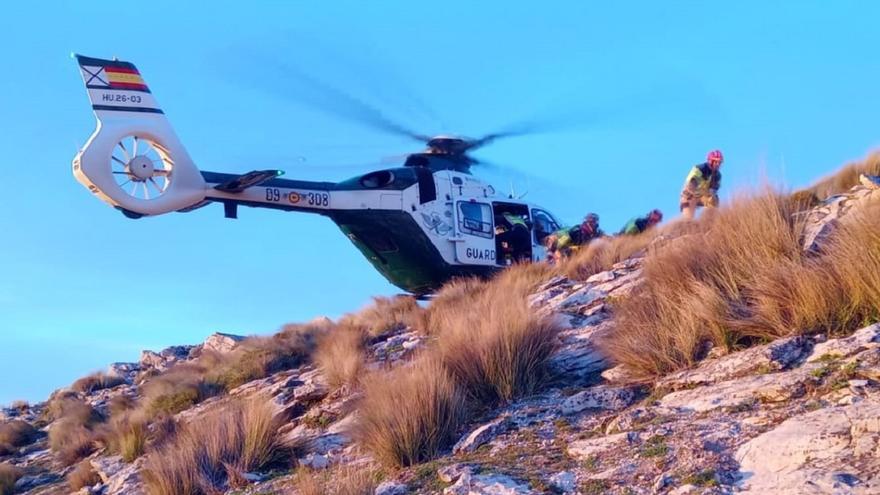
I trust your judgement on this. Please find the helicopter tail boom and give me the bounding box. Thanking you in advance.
[72,54,207,217]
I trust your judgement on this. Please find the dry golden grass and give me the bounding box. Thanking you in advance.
[341,295,426,337]
[0,420,38,455]
[142,397,290,495]
[435,275,559,404]
[142,363,221,418]
[314,324,368,389]
[355,357,465,468]
[805,151,880,200]
[0,463,21,495]
[207,321,326,392]
[100,414,147,462]
[45,397,103,466]
[355,259,559,468]
[557,228,658,280]
[67,459,101,491]
[71,372,125,393]
[293,465,380,495]
[601,187,880,378]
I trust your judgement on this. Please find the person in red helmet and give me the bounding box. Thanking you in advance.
[680,150,723,219]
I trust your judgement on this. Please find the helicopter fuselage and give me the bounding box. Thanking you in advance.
[195,164,561,294]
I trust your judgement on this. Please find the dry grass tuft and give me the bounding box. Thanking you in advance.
[0,463,21,495]
[46,397,103,466]
[100,413,148,462]
[341,296,426,337]
[71,372,125,393]
[557,229,657,280]
[602,187,880,378]
[805,151,880,200]
[314,325,368,389]
[142,397,290,495]
[435,276,560,404]
[67,459,101,491]
[355,358,465,468]
[207,321,326,392]
[142,364,221,418]
[293,465,379,495]
[0,420,39,455]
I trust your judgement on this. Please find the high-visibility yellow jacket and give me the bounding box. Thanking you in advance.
[683,163,722,196]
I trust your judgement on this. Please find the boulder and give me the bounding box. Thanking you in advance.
[202,332,245,353]
[375,480,408,495]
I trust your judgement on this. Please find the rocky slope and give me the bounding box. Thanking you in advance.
[2,176,880,495]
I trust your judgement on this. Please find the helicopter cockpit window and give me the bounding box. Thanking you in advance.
[360,170,395,189]
[458,201,493,238]
[531,209,561,243]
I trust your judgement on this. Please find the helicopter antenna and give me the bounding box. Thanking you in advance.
[508,179,517,199]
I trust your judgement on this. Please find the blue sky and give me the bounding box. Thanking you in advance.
[1,1,878,404]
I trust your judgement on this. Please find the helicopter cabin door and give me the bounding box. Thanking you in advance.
[492,202,532,265]
[452,199,497,266]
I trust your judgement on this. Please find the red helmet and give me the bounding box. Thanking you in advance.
[707,149,724,164]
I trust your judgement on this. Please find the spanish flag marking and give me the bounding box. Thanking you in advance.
[104,66,148,91]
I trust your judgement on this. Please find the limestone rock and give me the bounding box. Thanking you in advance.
[202,332,245,353]
[736,398,880,493]
[660,366,816,413]
[658,336,809,390]
[807,323,880,362]
[561,385,638,415]
[375,480,408,495]
[548,471,577,492]
[567,432,631,460]
[443,471,535,494]
[453,416,510,453]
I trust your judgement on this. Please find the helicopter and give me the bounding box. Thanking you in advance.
[71,54,567,295]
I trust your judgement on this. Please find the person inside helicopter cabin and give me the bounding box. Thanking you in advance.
[680,149,724,219]
[618,209,663,236]
[495,212,532,264]
[545,213,604,263]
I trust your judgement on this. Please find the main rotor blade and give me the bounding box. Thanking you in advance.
[232,56,432,144]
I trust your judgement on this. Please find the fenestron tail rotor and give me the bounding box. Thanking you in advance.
[110,135,174,200]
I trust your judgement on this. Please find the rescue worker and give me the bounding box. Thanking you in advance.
[680,150,723,219]
[545,213,604,263]
[496,212,531,264]
[619,209,663,235]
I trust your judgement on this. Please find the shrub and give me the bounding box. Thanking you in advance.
[0,463,21,495]
[67,459,101,490]
[355,358,465,467]
[71,372,125,393]
[422,277,488,334]
[0,420,38,455]
[142,397,290,494]
[341,296,425,337]
[314,324,368,389]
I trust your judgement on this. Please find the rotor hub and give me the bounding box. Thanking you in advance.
[126,155,155,181]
